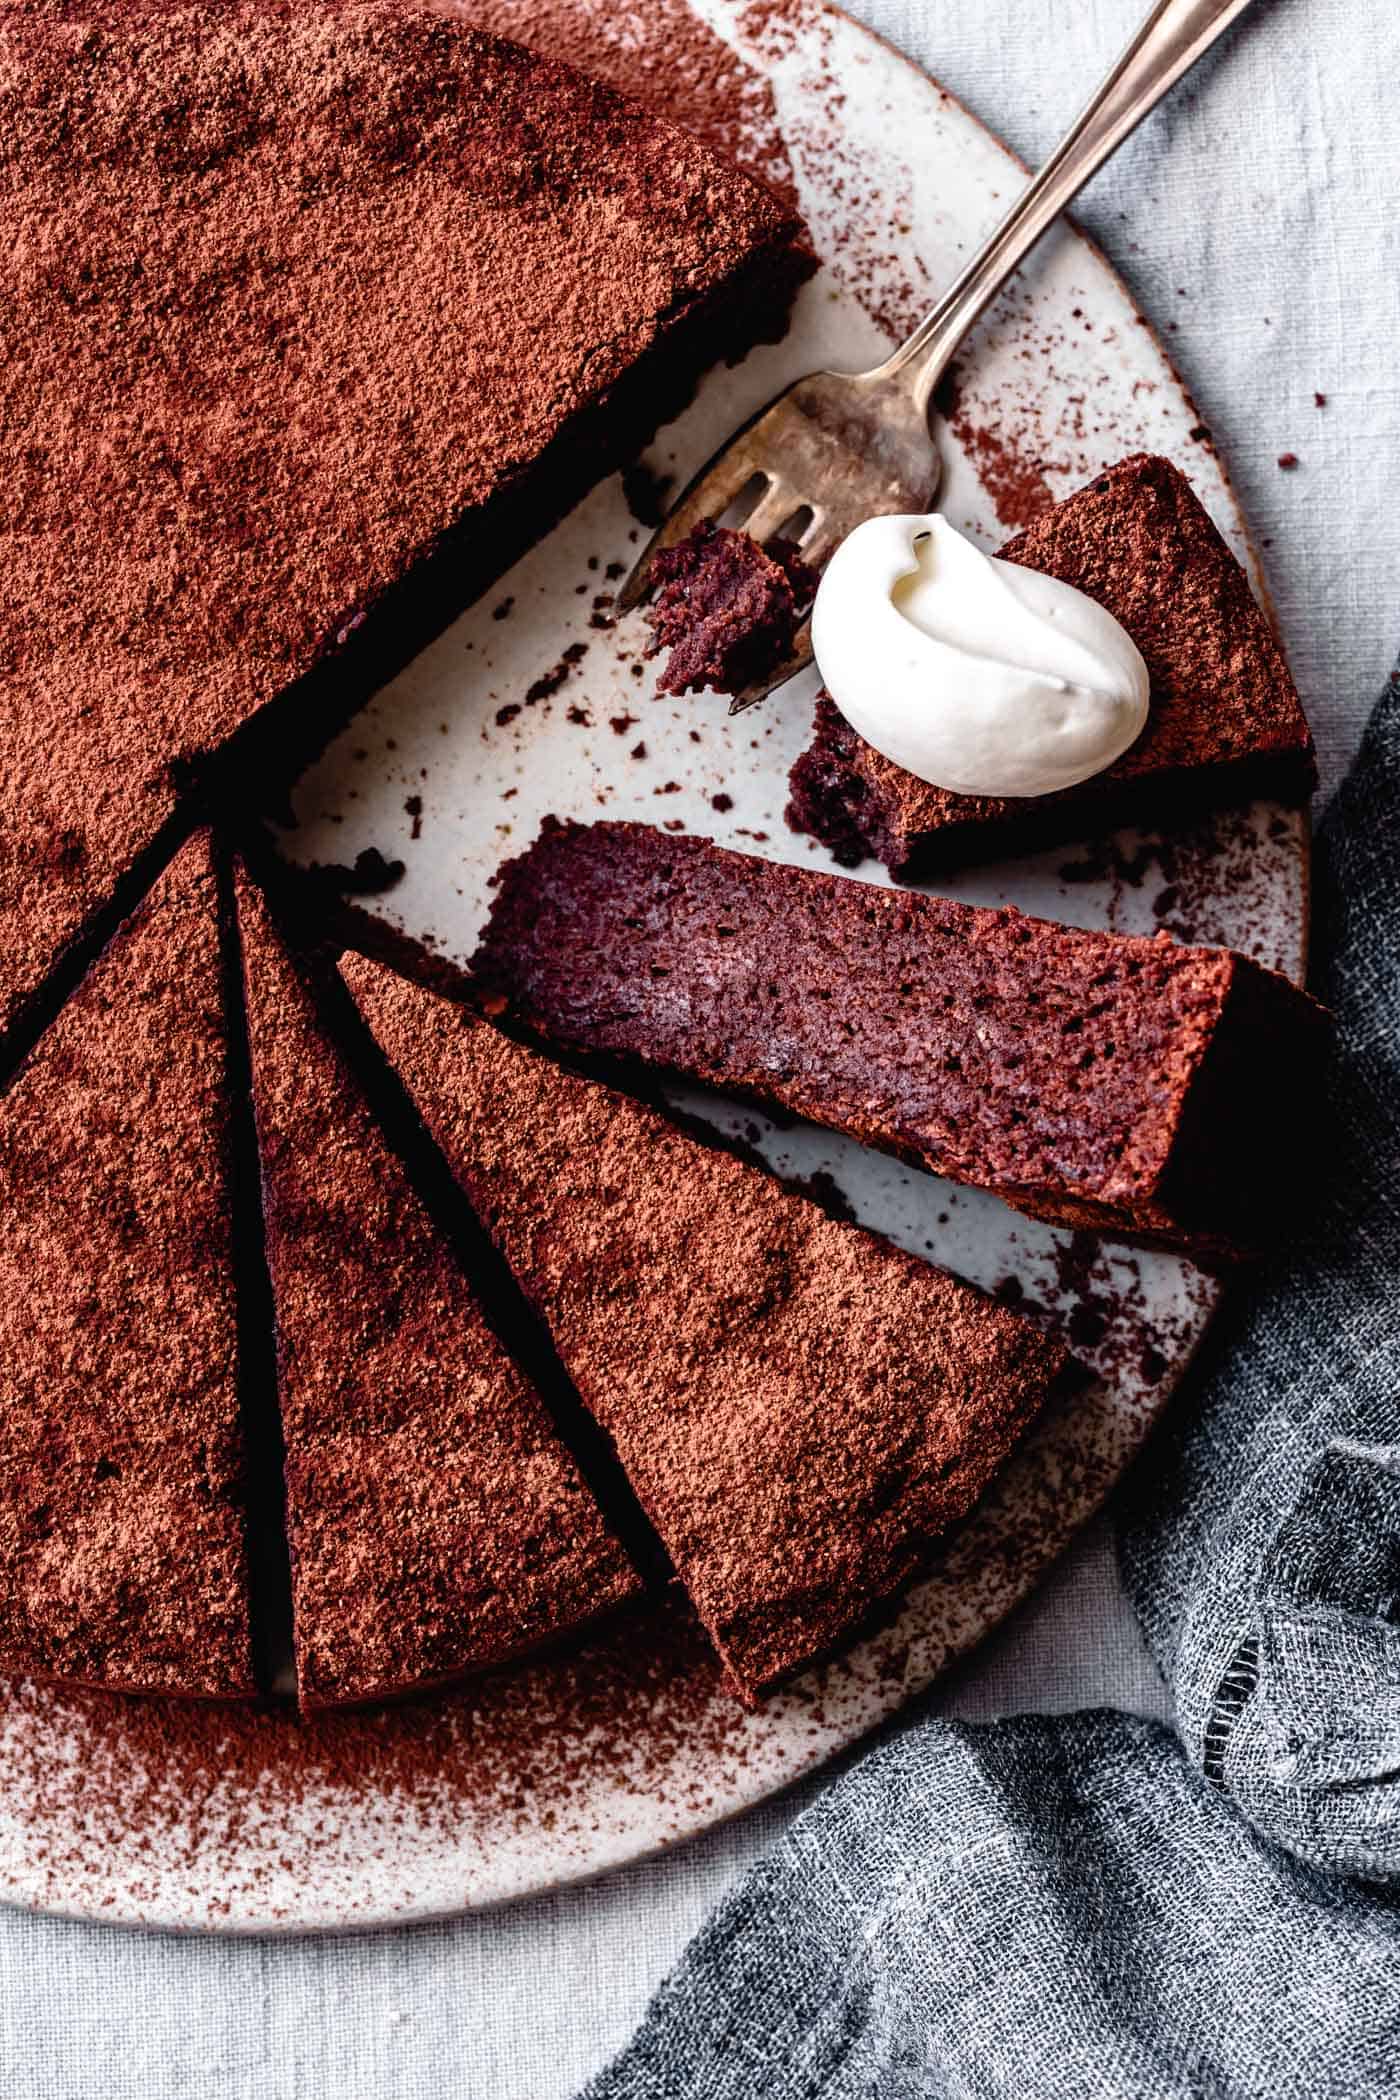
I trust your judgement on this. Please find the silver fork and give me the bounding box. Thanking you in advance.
[617,0,1256,714]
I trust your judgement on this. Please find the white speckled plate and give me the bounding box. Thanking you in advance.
[0,0,1305,1931]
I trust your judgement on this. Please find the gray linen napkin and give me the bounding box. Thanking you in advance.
[1120,668,1400,1885]
[583,668,1400,2100]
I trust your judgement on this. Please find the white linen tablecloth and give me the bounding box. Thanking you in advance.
[5,1,1396,2091]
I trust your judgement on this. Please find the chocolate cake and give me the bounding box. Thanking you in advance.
[0,835,253,1697]
[646,523,815,696]
[340,953,1070,1701]
[0,0,811,1064]
[472,820,1331,1261]
[786,455,1316,877]
[236,873,638,1710]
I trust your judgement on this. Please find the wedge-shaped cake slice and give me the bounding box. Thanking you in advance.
[0,0,810,1059]
[473,820,1331,1262]
[236,875,637,1710]
[0,834,252,1696]
[786,454,1316,878]
[341,954,1070,1701]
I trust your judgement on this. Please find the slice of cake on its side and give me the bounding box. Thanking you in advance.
[341,954,1071,1703]
[786,454,1316,878]
[472,820,1331,1263]
[0,834,253,1697]
[0,0,812,1066]
[235,874,638,1711]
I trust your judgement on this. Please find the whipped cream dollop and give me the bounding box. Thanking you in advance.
[810,513,1150,799]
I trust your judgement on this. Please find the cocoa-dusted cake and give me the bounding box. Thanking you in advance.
[786,455,1316,877]
[646,523,815,696]
[341,953,1071,1701]
[236,873,638,1710]
[0,0,812,1063]
[0,834,253,1697]
[473,819,1331,1261]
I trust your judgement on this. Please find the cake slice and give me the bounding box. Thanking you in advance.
[235,873,638,1710]
[0,0,812,1064]
[472,820,1331,1262]
[0,834,253,1696]
[786,455,1316,878]
[341,954,1070,1701]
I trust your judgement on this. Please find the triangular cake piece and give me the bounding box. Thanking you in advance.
[786,454,1316,879]
[0,0,811,1058]
[341,955,1070,1701]
[236,874,638,1709]
[474,820,1331,1262]
[0,834,253,1696]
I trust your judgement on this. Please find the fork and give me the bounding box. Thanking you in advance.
[617,0,1257,714]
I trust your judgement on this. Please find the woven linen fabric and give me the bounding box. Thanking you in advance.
[583,671,1400,2098]
[1119,669,1400,1882]
[585,1714,1400,2100]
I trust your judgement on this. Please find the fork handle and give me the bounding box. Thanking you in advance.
[875,0,1257,416]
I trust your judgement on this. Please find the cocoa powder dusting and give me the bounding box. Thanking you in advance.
[341,955,1070,1701]
[0,1596,768,1919]
[0,0,804,1053]
[0,0,1309,1916]
[951,418,1056,530]
[467,0,795,199]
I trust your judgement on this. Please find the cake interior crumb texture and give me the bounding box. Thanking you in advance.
[647,522,816,697]
[341,952,1070,1701]
[0,833,254,1697]
[236,872,638,1710]
[0,0,811,1058]
[473,819,1331,1261]
[786,454,1316,877]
